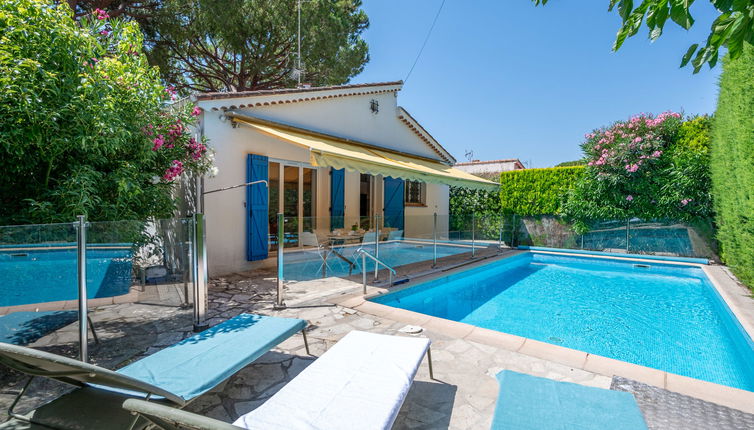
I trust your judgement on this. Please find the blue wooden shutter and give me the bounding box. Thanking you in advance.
[330,168,345,229]
[247,154,269,261]
[383,177,404,230]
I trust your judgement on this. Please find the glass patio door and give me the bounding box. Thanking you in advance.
[268,160,316,250]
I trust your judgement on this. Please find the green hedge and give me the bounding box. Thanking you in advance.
[499,167,584,216]
[711,44,754,287]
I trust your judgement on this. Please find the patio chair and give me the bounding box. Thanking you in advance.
[299,231,332,276]
[387,229,404,242]
[361,231,378,245]
[0,313,308,430]
[123,331,433,430]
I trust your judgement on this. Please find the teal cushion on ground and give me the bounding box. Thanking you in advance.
[0,311,78,345]
[117,313,306,402]
[491,370,648,430]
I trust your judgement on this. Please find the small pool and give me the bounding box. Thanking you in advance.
[0,247,133,307]
[283,240,473,281]
[371,252,754,391]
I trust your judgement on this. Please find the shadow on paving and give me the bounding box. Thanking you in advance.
[0,306,193,422]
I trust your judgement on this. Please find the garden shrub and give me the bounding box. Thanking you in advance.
[499,167,584,216]
[0,0,213,225]
[710,45,754,286]
[562,112,713,232]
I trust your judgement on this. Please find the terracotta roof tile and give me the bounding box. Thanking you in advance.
[193,81,403,101]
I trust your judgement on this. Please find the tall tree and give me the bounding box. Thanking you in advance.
[532,1,754,72]
[146,0,369,92]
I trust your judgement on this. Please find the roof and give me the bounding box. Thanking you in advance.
[194,81,454,164]
[193,81,403,102]
[455,159,525,169]
[396,107,456,164]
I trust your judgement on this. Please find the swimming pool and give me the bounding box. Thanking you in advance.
[372,252,754,391]
[282,240,473,281]
[0,247,133,307]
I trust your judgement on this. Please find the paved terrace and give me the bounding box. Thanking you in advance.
[2,252,754,429]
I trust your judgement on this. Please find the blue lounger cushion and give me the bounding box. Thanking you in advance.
[491,370,648,430]
[117,314,306,402]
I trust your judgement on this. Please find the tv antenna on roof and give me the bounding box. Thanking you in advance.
[464,150,474,162]
[293,0,308,86]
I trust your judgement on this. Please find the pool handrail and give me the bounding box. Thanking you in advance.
[355,247,396,294]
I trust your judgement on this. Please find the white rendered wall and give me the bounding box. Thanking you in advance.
[198,92,453,276]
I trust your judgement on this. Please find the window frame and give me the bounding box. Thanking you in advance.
[404,180,426,207]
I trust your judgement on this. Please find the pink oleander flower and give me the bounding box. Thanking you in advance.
[191,106,202,116]
[633,137,642,143]
[152,135,165,151]
[93,8,109,20]
[163,160,184,181]
[651,150,662,158]
[626,195,634,201]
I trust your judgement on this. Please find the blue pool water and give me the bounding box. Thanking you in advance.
[372,252,754,391]
[283,241,472,281]
[0,248,133,307]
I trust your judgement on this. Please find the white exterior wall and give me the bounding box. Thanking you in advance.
[197,86,454,276]
[403,183,449,239]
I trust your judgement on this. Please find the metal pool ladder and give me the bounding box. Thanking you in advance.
[355,248,396,294]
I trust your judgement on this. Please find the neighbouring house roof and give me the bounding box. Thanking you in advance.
[455,159,526,170]
[193,81,455,164]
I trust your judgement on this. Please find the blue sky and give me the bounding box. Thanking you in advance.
[352,0,721,167]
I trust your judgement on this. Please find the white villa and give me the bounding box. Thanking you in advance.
[193,81,495,276]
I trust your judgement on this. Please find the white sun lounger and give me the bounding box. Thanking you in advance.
[124,330,433,430]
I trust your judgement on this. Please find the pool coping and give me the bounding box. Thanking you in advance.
[0,287,141,316]
[329,250,754,415]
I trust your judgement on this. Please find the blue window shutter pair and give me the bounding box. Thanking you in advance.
[383,177,405,230]
[330,168,345,229]
[246,154,269,261]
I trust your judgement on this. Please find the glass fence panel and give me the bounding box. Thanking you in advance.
[277,214,508,283]
[508,215,716,259]
[0,222,79,350]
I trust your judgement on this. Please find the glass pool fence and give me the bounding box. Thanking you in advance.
[271,213,716,303]
[0,216,205,365]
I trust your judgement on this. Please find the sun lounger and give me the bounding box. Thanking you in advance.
[123,330,432,430]
[490,370,648,430]
[0,313,308,429]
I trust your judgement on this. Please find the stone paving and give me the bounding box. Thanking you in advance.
[0,266,613,429]
[0,263,750,429]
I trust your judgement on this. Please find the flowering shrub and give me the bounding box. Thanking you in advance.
[563,112,712,230]
[0,0,213,224]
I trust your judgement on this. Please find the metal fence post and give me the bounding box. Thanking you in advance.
[374,215,380,280]
[76,215,88,363]
[626,219,630,253]
[362,252,367,295]
[498,215,504,252]
[274,213,286,310]
[192,213,209,332]
[471,213,476,258]
[433,213,438,267]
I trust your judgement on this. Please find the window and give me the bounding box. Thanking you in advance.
[404,180,426,206]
